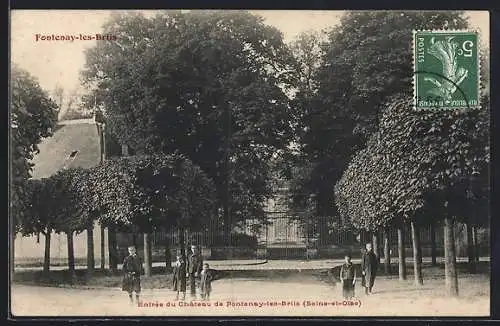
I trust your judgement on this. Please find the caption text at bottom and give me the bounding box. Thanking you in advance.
[137,299,362,308]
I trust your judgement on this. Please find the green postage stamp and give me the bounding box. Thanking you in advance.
[413,30,480,110]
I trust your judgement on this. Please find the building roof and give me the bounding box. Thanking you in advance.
[31,119,102,179]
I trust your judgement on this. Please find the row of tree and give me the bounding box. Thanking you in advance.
[283,11,490,297]
[20,154,216,277]
[335,94,489,296]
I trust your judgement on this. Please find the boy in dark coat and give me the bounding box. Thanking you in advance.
[172,254,187,301]
[199,263,213,300]
[361,243,378,295]
[187,245,203,299]
[339,254,356,299]
[122,246,144,304]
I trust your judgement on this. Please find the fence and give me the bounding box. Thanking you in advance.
[115,213,489,261]
[114,184,490,260]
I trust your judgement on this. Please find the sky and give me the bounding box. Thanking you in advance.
[11,10,489,98]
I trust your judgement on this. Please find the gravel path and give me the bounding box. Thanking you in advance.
[11,272,489,317]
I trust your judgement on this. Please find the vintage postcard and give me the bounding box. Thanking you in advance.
[9,10,490,318]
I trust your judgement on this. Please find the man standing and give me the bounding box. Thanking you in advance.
[186,244,203,299]
[122,246,143,305]
[361,242,378,295]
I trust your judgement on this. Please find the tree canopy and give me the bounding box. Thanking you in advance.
[81,11,296,231]
[85,154,216,232]
[49,168,92,234]
[291,11,470,226]
[335,93,490,231]
[11,65,58,232]
[19,178,54,237]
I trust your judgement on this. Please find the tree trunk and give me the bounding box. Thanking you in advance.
[165,241,172,273]
[411,221,423,286]
[444,217,459,297]
[372,231,381,273]
[67,231,76,280]
[164,229,172,273]
[43,229,51,275]
[466,222,476,273]
[397,227,406,280]
[362,230,369,244]
[372,232,380,258]
[100,224,105,270]
[87,224,95,275]
[430,221,437,266]
[108,226,118,272]
[143,232,152,277]
[472,225,480,263]
[383,229,391,275]
[179,227,186,259]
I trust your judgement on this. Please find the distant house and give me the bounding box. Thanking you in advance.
[14,118,109,264]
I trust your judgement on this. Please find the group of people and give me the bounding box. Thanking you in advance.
[339,242,379,300]
[121,244,213,304]
[121,242,379,304]
[172,244,213,301]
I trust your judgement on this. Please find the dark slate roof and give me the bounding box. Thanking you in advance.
[31,119,102,179]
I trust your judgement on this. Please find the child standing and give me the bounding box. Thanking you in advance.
[339,254,356,299]
[172,255,187,301]
[122,246,144,305]
[199,263,213,301]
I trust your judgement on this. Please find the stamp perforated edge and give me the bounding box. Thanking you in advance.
[412,29,482,112]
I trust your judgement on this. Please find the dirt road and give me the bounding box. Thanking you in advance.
[11,273,489,317]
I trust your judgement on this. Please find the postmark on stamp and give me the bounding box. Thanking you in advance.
[413,30,480,110]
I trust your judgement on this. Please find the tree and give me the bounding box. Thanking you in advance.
[79,173,101,275]
[11,65,58,277]
[296,11,470,245]
[397,227,407,280]
[20,178,58,275]
[45,168,91,278]
[337,91,489,295]
[81,11,295,243]
[287,30,338,244]
[335,132,422,283]
[87,154,216,275]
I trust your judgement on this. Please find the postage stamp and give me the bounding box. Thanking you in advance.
[413,30,480,110]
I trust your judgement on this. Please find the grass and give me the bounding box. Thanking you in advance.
[15,257,91,268]
[12,266,223,289]
[13,266,174,289]
[12,260,489,291]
